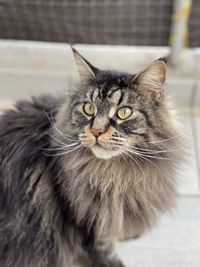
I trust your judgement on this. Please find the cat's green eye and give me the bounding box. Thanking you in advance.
[83,103,96,116]
[117,107,132,120]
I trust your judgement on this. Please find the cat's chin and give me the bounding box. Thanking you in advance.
[91,145,120,160]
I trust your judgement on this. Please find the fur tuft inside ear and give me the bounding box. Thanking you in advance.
[132,59,167,101]
[71,47,98,82]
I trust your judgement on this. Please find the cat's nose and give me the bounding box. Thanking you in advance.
[91,128,105,137]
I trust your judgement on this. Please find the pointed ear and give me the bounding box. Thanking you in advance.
[132,59,167,101]
[72,47,98,82]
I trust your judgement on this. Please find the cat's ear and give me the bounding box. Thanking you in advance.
[72,47,98,81]
[131,58,167,101]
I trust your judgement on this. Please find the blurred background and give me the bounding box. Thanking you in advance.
[0,0,199,266]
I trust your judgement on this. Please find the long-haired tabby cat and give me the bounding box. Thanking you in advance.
[0,48,183,267]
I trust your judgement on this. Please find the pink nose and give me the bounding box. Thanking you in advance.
[91,128,105,137]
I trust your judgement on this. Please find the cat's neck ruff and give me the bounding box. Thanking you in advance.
[61,148,176,238]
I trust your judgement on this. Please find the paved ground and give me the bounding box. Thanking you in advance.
[119,196,200,267]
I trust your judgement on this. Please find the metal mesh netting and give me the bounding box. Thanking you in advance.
[189,0,200,47]
[0,0,199,47]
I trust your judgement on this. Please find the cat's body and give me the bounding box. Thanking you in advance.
[0,50,183,267]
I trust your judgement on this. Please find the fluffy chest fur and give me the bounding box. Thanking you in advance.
[61,151,176,239]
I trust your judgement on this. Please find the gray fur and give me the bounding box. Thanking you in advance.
[0,50,184,267]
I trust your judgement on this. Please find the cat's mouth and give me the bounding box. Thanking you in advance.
[79,128,122,159]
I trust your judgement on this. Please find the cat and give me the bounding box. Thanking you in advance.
[0,48,184,267]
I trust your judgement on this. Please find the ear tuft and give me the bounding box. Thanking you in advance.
[71,47,98,82]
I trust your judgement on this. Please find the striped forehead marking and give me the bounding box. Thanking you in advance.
[109,89,122,103]
[92,88,100,102]
[87,87,127,118]
[86,87,99,102]
[108,106,117,118]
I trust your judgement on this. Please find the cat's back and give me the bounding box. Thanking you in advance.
[0,95,61,142]
[0,95,60,207]
[0,95,63,156]
[0,96,65,267]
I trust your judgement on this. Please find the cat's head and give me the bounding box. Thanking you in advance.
[69,48,169,160]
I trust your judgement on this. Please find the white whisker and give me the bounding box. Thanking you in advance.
[41,142,80,151]
[44,110,78,142]
[47,133,68,146]
[117,149,130,166]
[43,144,82,157]
[148,134,182,144]
[128,144,182,155]
[121,148,146,178]
[126,147,177,161]
[50,110,78,141]
[125,147,160,170]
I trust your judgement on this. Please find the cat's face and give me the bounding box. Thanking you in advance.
[70,49,167,160]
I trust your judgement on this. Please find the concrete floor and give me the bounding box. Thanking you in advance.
[0,41,200,267]
[119,196,200,267]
